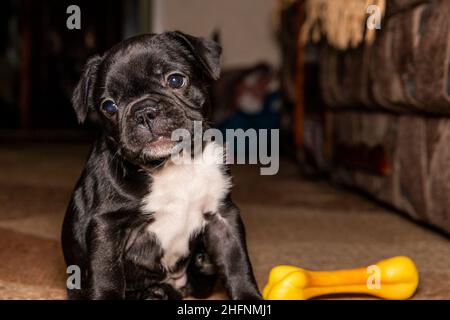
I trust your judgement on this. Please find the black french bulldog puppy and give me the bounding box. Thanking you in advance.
[61,31,261,300]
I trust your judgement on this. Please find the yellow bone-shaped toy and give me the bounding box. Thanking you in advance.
[263,256,419,300]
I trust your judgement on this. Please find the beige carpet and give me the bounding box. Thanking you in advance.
[0,143,449,299]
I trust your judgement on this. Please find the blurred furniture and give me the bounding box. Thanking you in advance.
[301,0,450,233]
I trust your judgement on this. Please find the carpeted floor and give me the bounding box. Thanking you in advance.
[0,143,449,299]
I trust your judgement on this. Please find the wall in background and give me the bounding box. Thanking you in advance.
[151,0,279,69]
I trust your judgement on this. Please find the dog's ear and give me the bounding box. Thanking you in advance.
[170,31,222,80]
[72,55,103,123]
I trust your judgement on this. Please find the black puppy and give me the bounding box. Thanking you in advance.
[61,31,261,300]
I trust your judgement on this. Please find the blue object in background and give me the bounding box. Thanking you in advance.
[216,90,281,160]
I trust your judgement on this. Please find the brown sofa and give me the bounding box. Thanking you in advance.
[317,0,450,233]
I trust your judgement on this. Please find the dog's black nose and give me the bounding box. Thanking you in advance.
[135,105,159,125]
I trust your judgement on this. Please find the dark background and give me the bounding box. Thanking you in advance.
[1,0,129,131]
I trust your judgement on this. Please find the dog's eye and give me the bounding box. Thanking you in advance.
[101,100,118,115]
[167,73,186,89]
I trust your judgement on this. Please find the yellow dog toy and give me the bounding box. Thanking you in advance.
[263,256,419,300]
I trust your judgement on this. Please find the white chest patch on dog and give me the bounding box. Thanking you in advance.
[142,142,231,269]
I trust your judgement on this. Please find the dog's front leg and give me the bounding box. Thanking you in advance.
[203,201,261,300]
[86,214,127,300]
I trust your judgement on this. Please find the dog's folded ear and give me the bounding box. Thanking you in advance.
[72,55,103,123]
[169,31,222,80]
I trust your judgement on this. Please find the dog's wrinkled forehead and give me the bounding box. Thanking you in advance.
[101,35,194,95]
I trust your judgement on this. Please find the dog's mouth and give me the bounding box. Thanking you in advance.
[140,136,177,161]
[146,136,175,148]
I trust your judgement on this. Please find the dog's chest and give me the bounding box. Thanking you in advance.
[141,143,230,269]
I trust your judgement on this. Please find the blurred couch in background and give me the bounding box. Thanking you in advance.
[296,0,450,233]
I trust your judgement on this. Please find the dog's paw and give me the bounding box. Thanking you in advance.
[141,284,183,300]
[194,252,216,275]
[232,291,263,300]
